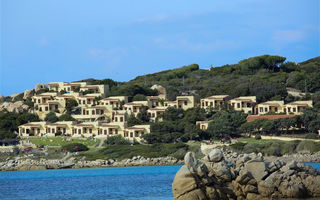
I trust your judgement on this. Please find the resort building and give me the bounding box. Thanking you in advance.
[284,101,313,115]
[200,95,230,110]
[72,105,109,122]
[147,107,166,122]
[176,96,195,110]
[18,122,47,137]
[147,96,164,108]
[98,96,128,110]
[32,92,57,104]
[124,125,151,142]
[79,84,109,97]
[123,101,148,117]
[45,121,75,137]
[77,94,100,107]
[255,101,285,115]
[228,96,256,114]
[196,121,211,131]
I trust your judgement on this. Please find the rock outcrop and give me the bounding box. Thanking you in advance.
[23,89,35,99]
[10,93,22,101]
[0,95,5,103]
[172,149,320,200]
[0,101,30,113]
[0,155,183,171]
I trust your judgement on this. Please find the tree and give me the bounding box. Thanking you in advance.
[162,107,184,121]
[58,114,76,121]
[66,99,78,114]
[136,106,150,122]
[207,111,247,138]
[45,112,58,123]
[105,135,131,145]
[127,114,142,127]
[132,94,146,101]
[301,108,319,132]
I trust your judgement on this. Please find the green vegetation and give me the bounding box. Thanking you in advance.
[45,112,58,123]
[29,137,97,147]
[66,99,78,114]
[142,107,206,143]
[77,143,190,160]
[58,114,76,121]
[61,143,89,152]
[105,135,131,145]
[231,138,320,156]
[0,111,39,139]
[207,111,247,138]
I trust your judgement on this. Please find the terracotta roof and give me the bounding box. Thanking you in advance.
[125,127,146,131]
[231,98,255,102]
[99,124,120,128]
[246,115,296,122]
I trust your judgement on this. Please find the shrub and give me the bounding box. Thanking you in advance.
[230,142,246,151]
[305,133,319,139]
[296,141,319,153]
[105,135,131,145]
[61,143,89,152]
[45,112,58,123]
[255,135,262,140]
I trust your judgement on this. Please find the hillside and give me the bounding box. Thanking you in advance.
[99,55,320,103]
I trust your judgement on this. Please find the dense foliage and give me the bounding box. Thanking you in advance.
[45,112,58,123]
[142,107,206,143]
[58,114,76,121]
[104,135,131,145]
[0,111,39,139]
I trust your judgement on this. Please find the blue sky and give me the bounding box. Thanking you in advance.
[1,0,319,96]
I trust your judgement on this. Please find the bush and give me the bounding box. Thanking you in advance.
[255,135,262,140]
[305,133,319,139]
[61,143,89,152]
[58,114,76,121]
[45,112,58,123]
[230,142,246,151]
[296,141,319,153]
[105,135,131,145]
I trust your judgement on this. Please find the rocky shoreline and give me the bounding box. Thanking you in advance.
[172,149,320,200]
[0,155,183,171]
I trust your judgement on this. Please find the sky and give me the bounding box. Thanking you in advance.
[0,0,319,96]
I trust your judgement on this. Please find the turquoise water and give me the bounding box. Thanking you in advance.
[0,163,319,200]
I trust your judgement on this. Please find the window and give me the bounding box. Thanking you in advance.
[202,102,204,107]
[260,108,263,112]
[22,128,25,133]
[115,117,118,122]
[83,110,86,115]
[152,113,155,118]
[184,101,187,105]
[63,128,66,133]
[104,130,107,135]
[52,128,55,133]
[78,129,81,134]
[130,132,133,137]
[293,108,296,112]
[265,108,268,112]
[120,117,123,122]
[92,110,95,115]
[275,107,278,112]
[156,102,159,106]
[83,100,85,104]
[38,99,41,103]
[135,132,138,137]
[45,107,48,111]
[115,129,118,134]
[55,105,58,110]
[89,129,92,134]
[86,111,89,115]
[39,107,42,111]
[210,102,213,106]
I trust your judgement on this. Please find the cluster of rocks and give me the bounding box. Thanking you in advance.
[0,156,183,171]
[221,148,320,164]
[172,149,320,200]
[0,101,30,113]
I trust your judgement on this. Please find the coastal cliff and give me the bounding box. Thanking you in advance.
[172,150,320,200]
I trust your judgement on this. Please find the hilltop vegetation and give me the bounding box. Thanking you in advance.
[83,55,320,104]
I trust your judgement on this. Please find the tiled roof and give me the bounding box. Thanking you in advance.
[246,115,296,122]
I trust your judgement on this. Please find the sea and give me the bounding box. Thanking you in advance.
[0,163,319,200]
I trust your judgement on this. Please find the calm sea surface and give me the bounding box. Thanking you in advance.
[0,163,319,200]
